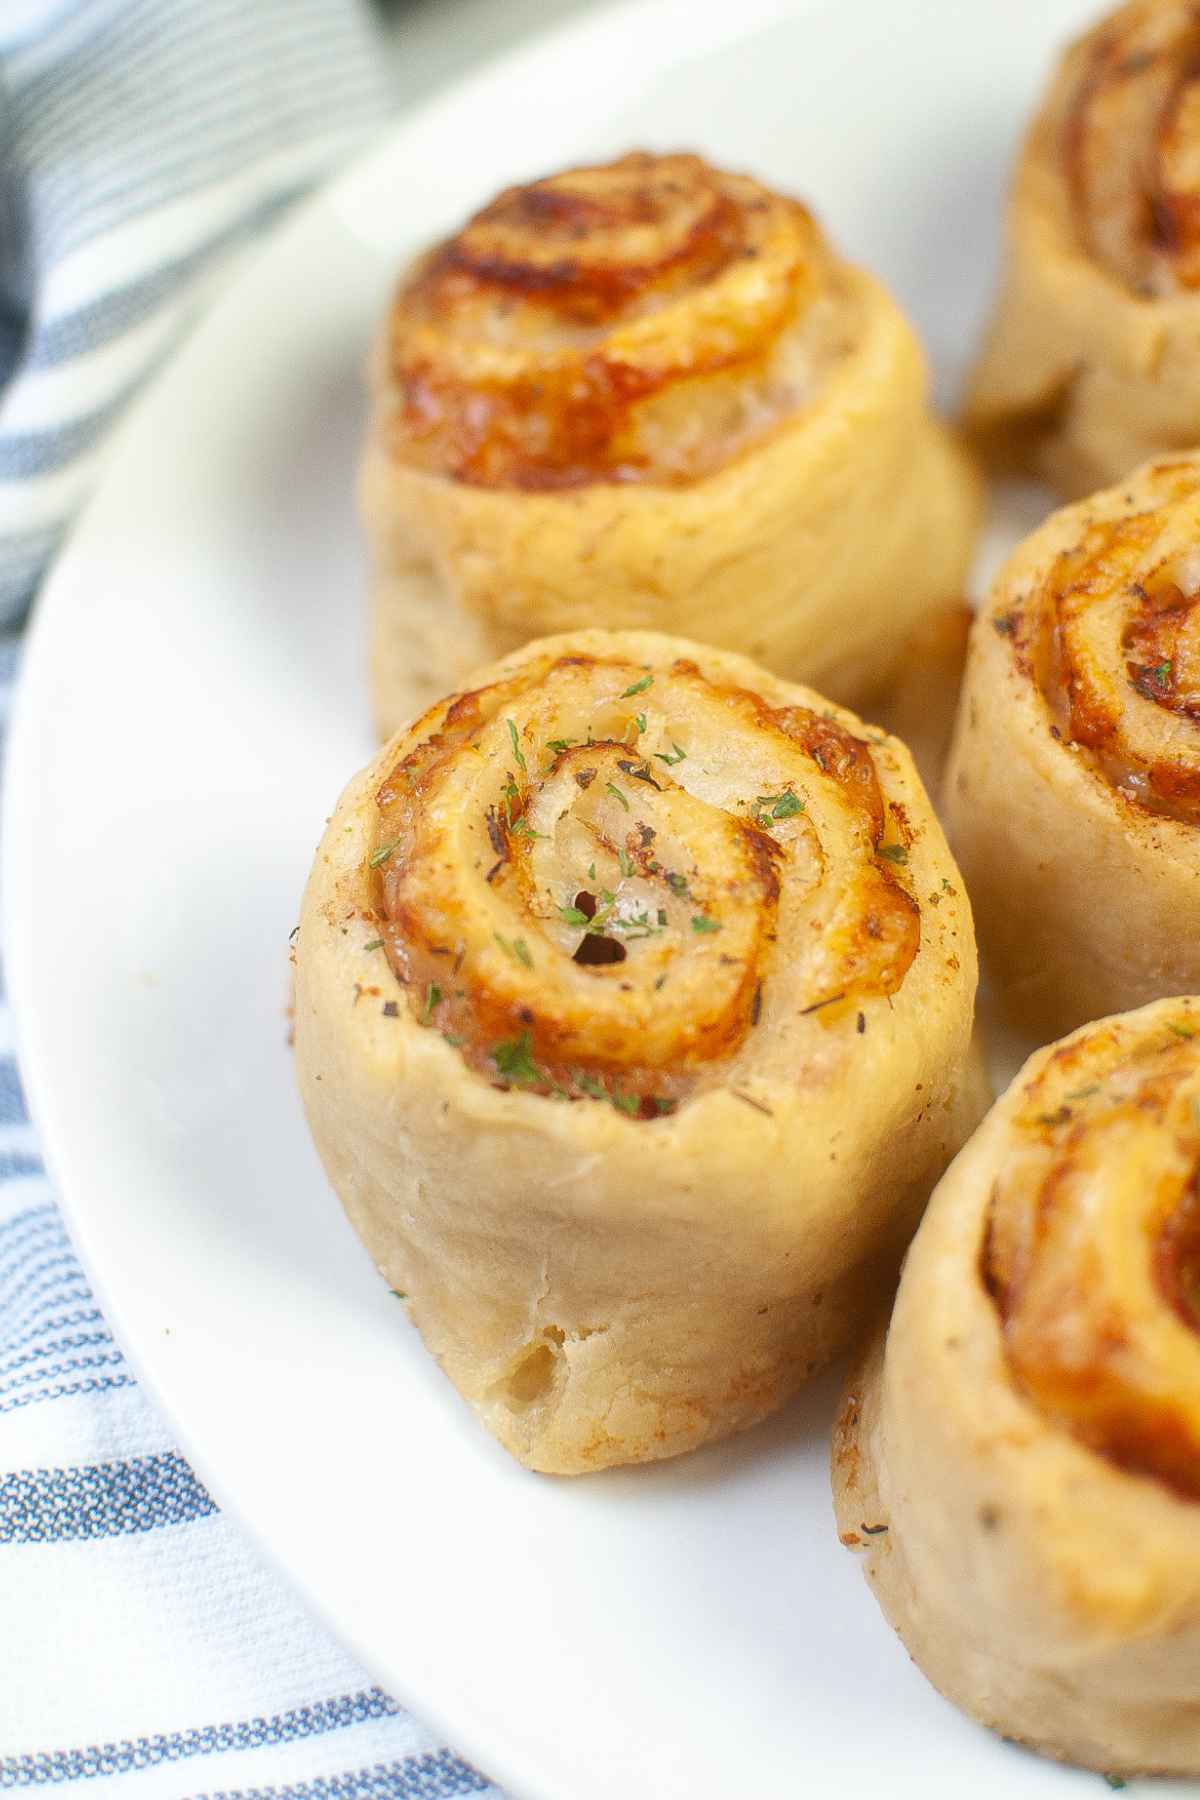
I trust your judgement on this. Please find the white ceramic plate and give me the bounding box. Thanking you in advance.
[8,2,1185,1795]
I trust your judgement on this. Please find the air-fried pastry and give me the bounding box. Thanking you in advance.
[362,152,979,736]
[946,451,1200,1038]
[836,998,1200,1777]
[295,630,984,1471]
[968,0,1200,494]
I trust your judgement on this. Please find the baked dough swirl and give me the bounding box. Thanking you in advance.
[967,0,1200,495]
[384,150,822,489]
[361,151,980,736]
[294,629,984,1473]
[834,999,1200,1777]
[945,451,1200,1038]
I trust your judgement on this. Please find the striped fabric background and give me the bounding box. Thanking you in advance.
[0,0,388,621]
[0,3,503,1791]
[0,1012,500,1781]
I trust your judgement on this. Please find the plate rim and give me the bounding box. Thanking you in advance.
[1,4,817,1791]
[1,3,1118,1796]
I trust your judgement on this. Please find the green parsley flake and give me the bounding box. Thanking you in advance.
[363,938,384,953]
[501,781,547,838]
[422,983,442,1022]
[506,719,527,773]
[557,904,592,928]
[753,790,805,827]
[877,843,909,865]
[618,848,634,878]
[495,933,534,968]
[611,1092,641,1116]
[692,915,721,934]
[546,738,573,756]
[369,840,400,869]
[492,1031,540,1086]
[606,782,630,811]
[655,743,687,767]
[1170,1021,1197,1040]
[610,910,660,939]
[622,674,653,698]
[635,712,647,734]
[1133,658,1172,692]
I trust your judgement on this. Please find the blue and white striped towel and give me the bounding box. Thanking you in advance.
[0,5,502,1793]
[0,0,385,622]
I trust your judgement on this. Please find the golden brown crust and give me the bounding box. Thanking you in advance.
[1011,456,1200,823]
[945,451,1200,1038]
[361,151,981,735]
[987,1015,1200,1498]
[833,1001,1200,1777]
[294,628,985,1472]
[966,0,1200,495]
[1063,0,1200,296]
[386,152,821,489]
[370,651,919,1111]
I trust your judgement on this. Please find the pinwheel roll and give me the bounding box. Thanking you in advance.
[968,0,1200,496]
[945,452,1200,1039]
[835,999,1200,1777]
[361,151,980,738]
[294,629,983,1474]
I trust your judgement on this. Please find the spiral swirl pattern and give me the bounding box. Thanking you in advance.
[986,1007,1200,1497]
[832,997,1200,1776]
[370,647,919,1114]
[964,0,1200,500]
[1065,0,1200,296]
[385,151,825,488]
[297,629,980,1473]
[999,458,1200,823]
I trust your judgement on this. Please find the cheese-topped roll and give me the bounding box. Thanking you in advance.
[946,451,1200,1039]
[294,629,984,1472]
[361,151,979,736]
[835,999,1200,1777]
[968,0,1200,494]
